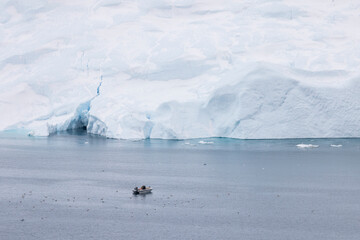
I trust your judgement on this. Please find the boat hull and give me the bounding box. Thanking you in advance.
[133,188,152,194]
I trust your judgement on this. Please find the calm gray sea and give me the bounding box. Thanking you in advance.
[1,132,360,240]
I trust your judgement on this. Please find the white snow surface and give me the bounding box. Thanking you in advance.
[1,0,360,139]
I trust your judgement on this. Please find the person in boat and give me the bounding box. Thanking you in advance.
[141,185,146,190]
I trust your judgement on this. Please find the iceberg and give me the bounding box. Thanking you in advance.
[1,0,360,139]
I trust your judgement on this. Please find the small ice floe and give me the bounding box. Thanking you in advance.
[296,144,319,149]
[330,144,342,148]
[184,142,196,146]
[198,140,214,145]
[84,141,89,144]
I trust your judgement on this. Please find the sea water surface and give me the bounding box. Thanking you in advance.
[0,132,360,240]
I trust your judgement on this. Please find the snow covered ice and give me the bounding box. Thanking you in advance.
[1,0,360,139]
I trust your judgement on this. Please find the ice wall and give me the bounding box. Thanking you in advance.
[1,0,360,139]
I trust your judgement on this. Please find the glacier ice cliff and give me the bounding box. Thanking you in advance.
[0,0,360,139]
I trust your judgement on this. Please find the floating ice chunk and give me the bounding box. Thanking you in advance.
[330,144,342,148]
[184,142,196,146]
[198,141,214,145]
[296,144,319,148]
